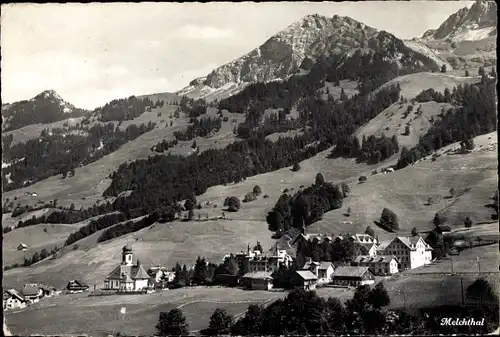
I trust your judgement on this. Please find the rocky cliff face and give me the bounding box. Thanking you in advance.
[422,0,497,41]
[185,14,379,90]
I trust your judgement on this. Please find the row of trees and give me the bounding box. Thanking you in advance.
[156,279,498,336]
[64,212,127,246]
[397,79,496,169]
[3,121,156,191]
[266,173,347,233]
[330,134,400,164]
[95,96,163,122]
[173,116,222,141]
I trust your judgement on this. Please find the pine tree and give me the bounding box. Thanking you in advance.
[156,309,190,336]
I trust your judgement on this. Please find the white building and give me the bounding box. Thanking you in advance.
[104,245,151,291]
[303,260,335,285]
[3,290,27,310]
[379,236,433,270]
[354,255,399,275]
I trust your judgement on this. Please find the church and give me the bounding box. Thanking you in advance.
[104,245,151,292]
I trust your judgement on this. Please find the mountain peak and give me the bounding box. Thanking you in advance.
[423,0,497,41]
[36,89,65,102]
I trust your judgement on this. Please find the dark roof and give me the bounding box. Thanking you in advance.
[303,261,334,270]
[122,245,132,252]
[107,263,150,280]
[22,284,40,297]
[355,255,398,264]
[5,289,25,301]
[332,266,371,278]
[436,225,451,231]
[67,280,89,288]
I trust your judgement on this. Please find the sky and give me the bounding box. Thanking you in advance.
[1,1,474,110]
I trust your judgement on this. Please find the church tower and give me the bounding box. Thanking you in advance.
[122,245,133,266]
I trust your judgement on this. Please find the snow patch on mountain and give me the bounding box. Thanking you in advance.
[403,40,452,69]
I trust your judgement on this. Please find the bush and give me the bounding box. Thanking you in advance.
[292,162,301,172]
[243,192,256,203]
[226,197,241,212]
[263,195,269,199]
[253,185,262,196]
[358,176,367,183]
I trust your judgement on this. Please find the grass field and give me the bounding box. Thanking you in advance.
[4,287,286,336]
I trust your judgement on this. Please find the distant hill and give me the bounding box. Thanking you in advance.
[1,90,89,132]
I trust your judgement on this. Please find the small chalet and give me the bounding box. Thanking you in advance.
[241,271,274,290]
[435,225,451,235]
[17,243,28,251]
[294,270,318,290]
[66,280,90,293]
[354,255,399,275]
[331,266,375,287]
[303,259,335,285]
[3,289,27,310]
[21,284,43,303]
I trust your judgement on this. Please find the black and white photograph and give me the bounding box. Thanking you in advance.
[1,1,498,336]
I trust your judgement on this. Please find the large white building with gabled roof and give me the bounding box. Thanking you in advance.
[379,236,433,270]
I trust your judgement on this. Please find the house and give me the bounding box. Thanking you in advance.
[104,245,151,292]
[303,259,335,285]
[21,284,43,303]
[379,236,433,270]
[294,270,318,291]
[147,267,175,283]
[331,266,375,287]
[17,243,28,251]
[239,244,293,275]
[354,255,399,275]
[435,225,451,235]
[66,280,90,293]
[241,271,274,290]
[357,242,378,257]
[3,289,27,310]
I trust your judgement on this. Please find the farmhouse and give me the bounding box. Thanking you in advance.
[349,233,377,245]
[3,289,27,310]
[241,271,274,290]
[294,270,318,290]
[303,259,335,285]
[39,285,58,297]
[354,255,399,275]
[331,266,375,287]
[147,266,175,283]
[104,245,151,292]
[21,284,43,303]
[66,280,90,293]
[379,236,433,270]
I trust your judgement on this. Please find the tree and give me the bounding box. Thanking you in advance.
[426,197,433,205]
[292,162,301,172]
[478,66,485,76]
[207,308,233,335]
[253,185,262,196]
[465,69,470,77]
[156,308,190,336]
[243,192,256,203]
[440,64,447,73]
[380,208,399,231]
[315,173,325,186]
[224,254,239,275]
[188,209,194,220]
[184,193,196,211]
[449,187,456,197]
[466,278,498,305]
[191,140,197,149]
[193,256,208,284]
[358,176,367,183]
[433,213,444,227]
[254,241,263,252]
[340,182,350,197]
[464,216,473,229]
[31,252,40,264]
[411,227,419,236]
[226,196,241,212]
[404,125,410,135]
[364,226,375,237]
[346,207,352,216]
[369,282,390,309]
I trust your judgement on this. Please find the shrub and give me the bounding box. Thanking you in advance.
[292,163,301,172]
[358,176,367,183]
[243,192,256,203]
[226,197,241,212]
[253,185,262,196]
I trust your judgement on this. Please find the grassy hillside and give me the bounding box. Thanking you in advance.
[376,71,480,100]
[356,101,454,149]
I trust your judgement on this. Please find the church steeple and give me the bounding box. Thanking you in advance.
[122,245,133,266]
